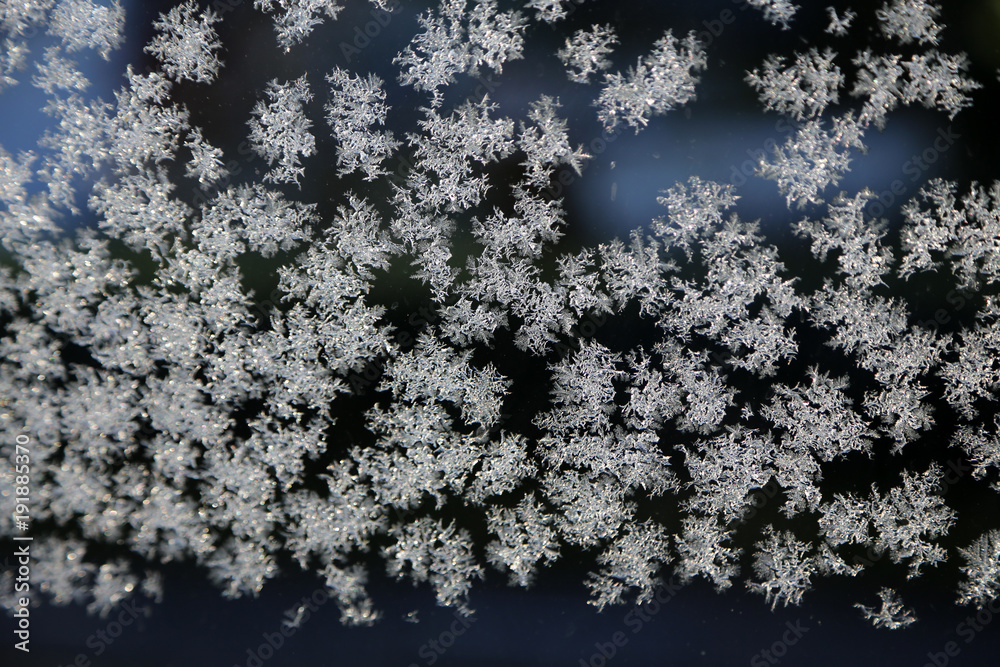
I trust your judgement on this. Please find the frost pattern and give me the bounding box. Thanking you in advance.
[248,75,316,186]
[957,530,1000,608]
[756,113,866,208]
[855,588,917,629]
[145,0,223,84]
[745,48,842,121]
[558,24,618,84]
[1,0,997,634]
[826,7,856,36]
[877,0,942,45]
[49,0,125,60]
[746,0,798,30]
[595,30,705,132]
[325,67,399,180]
[254,0,344,51]
[526,0,567,24]
[394,0,526,106]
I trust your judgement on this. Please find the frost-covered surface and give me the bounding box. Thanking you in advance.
[558,24,618,84]
[1,0,999,632]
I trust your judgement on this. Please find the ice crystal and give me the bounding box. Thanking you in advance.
[746,0,798,30]
[595,30,705,132]
[248,75,316,186]
[254,0,344,51]
[756,112,867,208]
[876,0,943,45]
[957,529,1000,608]
[145,0,223,84]
[325,67,399,181]
[49,0,125,60]
[825,7,856,36]
[394,0,526,107]
[558,24,618,84]
[746,48,843,121]
[855,588,917,629]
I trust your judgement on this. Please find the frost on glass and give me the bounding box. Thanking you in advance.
[745,0,798,30]
[876,0,942,45]
[825,6,856,37]
[144,0,223,84]
[325,67,399,181]
[248,75,316,187]
[595,30,706,133]
[394,0,526,107]
[855,587,917,630]
[558,24,618,84]
[745,48,843,121]
[0,0,998,633]
[49,0,125,60]
[254,0,344,52]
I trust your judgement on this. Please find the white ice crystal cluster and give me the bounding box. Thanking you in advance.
[0,0,998,632]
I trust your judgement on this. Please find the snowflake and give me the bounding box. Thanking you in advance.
[595,30,706,132]
[558,24,618,84]
[145,0,224,83]
[248,75,316,186]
